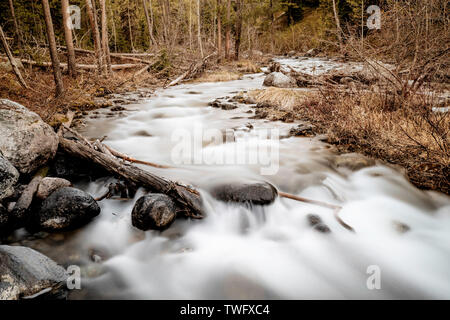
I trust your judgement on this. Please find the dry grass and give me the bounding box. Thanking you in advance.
[191,70,242,83]
[248,88,313,110]
[248,87,449,194]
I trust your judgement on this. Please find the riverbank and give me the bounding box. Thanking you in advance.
[243,83,449,195]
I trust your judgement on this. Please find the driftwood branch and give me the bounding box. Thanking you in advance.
[165,52,216,88]
[278,191,354,232]
[16,58,142,71]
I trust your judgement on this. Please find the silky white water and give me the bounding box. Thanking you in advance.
[52,58,449,299]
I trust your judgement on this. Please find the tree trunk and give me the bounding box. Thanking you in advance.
[41,0,64,97]
[8,0,23,50]
[234,0,242,60]
[61,0,77,77]
[331,0,343,51]
[99,0,112,74]
[86,0,103,74]
[217,0,222,59]
[197,0,204,58]
[225,0,231,59]
[143,0,156,49]
[0,25,28,89]
[188,0,192,50]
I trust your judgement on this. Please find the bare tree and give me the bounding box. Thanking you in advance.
[234,0,242,60]
[0,25,27,88]
[143,0,156,49]
[197,0,204,57]
[86,0,103,74]
[217,0,222,59]
[61,0,77,77]
[100,0,112,74]
[225,0,231,59]
[41,0,64,96]
[331,0,343,50]
[8,0,23,49]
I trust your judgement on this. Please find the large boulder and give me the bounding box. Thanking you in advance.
[35,187,100,231]
[132,194,177,231]
[210,181,278,205]
[0,245,67,300]
[0,154,19,201]
[0,99,59,174]
[263,72,296,88]
[36,177,72,200]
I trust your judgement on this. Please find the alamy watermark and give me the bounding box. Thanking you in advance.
[366,265,381,290]
[66,5,81,30]
[367,5,381,30]
[170,125,280,176]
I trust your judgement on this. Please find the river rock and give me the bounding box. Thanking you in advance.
[0,99,59,174]
[35,187,100,231]
[0,154,19,200]
[263,72,296,88]
[0,245,68,300]
[306,214,331,234]
[210,181,278,205]
[332,153,376,171]
[131,194,177,231]
[304,48,318,57]
[36,177,72,200]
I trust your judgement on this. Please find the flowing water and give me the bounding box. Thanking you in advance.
[30,58,450,299]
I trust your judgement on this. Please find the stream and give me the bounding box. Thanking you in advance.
[25,58,450,299]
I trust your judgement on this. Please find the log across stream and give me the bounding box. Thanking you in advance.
[23,58,450,299]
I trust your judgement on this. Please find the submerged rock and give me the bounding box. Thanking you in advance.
[35,187,100,231]
[263,72,296,88]
[306,214,331,234]
[332,153,376,171]
[0,99,59,174]
[0,154,19,201]
[0,245,68,300]
[210,181,278,205]
[132,194,177,231]
[36,177,72,200]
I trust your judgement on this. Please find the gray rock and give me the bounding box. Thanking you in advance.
[0,245,67,300]
[332,153,376,171]
[210,181,278,205]
[0,99,59,174]
[132,194,177,231]
[304,48,318,57]
[307,214,331,234]
[36,187,100,231]
[263,72,296,88]
[0,154,19,200]
[36,177,72,200]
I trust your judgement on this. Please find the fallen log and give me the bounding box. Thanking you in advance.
[165,52,216,88]
[18,59,142,71]
[59,127,203,218]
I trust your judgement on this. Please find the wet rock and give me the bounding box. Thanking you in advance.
[48,150,109,181]
[268,62,281,73]
[289,124,315,137]
[333,153,376,171]
[210,182,278,205]
[263,72,296,88]
[35,187,100,231]
[0,99,59,174]
[393,221,410,234]
[286,50,297,57]
[304,48,318,57]
[36,177,72,200]
[209,99,238,110]
[131,194,177,231]
[307,214,331,233]
[0,245,68,300]
[0,154,19,201]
